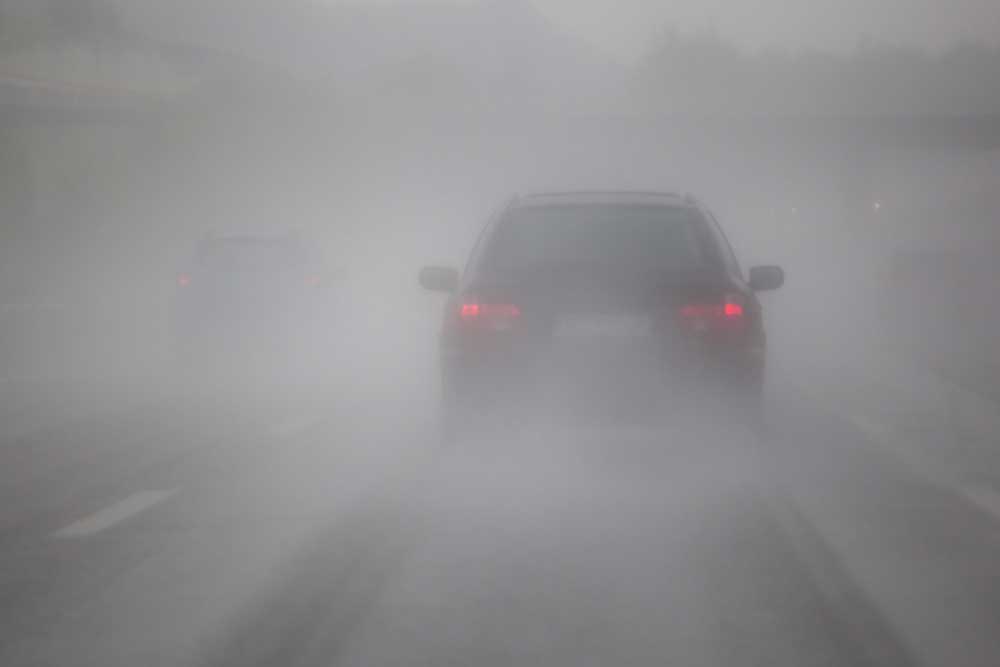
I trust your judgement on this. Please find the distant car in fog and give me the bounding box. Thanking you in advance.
[419,191,784,440]
[172,231,334,372]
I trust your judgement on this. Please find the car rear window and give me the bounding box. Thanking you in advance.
[483,204,708,273]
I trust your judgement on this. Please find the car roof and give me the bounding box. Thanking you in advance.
[199,229,305,245]
[512,190,698,209]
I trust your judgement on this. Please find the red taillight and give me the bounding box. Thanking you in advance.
[458,302,521,330]
[305,274,321,287]
[460,303,520,320]
[680,295,745,332]
[177,273,192,288]
[724,302,743,318]
[680,303,717,319]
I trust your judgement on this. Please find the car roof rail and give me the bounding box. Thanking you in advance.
[521,189,683,198]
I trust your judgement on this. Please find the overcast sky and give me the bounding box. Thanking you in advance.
[322,0,1000,62]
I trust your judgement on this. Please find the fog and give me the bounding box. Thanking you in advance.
[2,2,1000,666]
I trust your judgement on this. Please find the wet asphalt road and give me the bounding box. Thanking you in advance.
[0,376,999,667]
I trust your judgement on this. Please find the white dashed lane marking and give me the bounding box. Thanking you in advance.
[52,490,178,539]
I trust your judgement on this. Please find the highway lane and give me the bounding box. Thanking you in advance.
[211,416,915,667]
[0,376,998,666]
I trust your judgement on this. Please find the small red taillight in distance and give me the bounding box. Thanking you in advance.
[460,303,521,321]
[177,273,192,288]
[305,274,321,287]
[459,302,521,330]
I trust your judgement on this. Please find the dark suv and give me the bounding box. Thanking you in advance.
[419,192,784,437]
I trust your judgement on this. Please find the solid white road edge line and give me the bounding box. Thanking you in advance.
[52,490,178,539]
[958,486,1000,523]
[823,397,1000,524]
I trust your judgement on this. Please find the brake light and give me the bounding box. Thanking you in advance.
[305,274,321,287]
[460,303,521,320]
[724,301,743,318]
[459,302,521,329]
[680,295,745,331]
[177,273,192,288]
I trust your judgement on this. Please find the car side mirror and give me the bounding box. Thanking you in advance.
[419,266,459,293]
[748,265,784,291]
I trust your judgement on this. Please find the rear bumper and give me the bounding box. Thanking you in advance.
[441,337,763,422]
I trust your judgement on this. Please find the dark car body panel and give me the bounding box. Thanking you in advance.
[172,234,327,365]
[435,193,770,424]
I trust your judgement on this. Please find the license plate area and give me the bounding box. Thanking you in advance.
[553,313,653,339]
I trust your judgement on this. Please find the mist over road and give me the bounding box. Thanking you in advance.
[3,3,1000,665]
[0,337,998,667]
